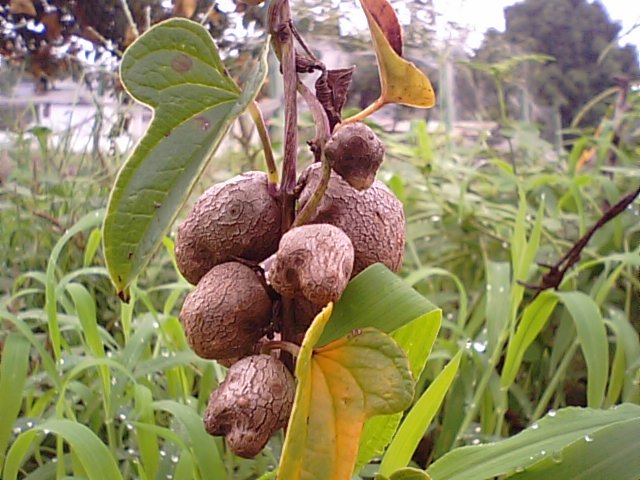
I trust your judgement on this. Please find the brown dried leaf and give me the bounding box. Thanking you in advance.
[315,66,355,131]
[327,67,355,120]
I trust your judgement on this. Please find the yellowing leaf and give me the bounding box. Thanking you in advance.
[278,304,414,480]
[362,0,434,107]
[344,0,435,124]
[359,0,403,56]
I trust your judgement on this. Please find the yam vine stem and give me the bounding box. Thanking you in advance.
[248,101,279,193]
[269,0,298,365]
[267,0,336,364]
[293,82,331,228]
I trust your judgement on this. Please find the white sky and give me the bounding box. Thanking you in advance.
[435,0,640,51]
[217,0,640,56]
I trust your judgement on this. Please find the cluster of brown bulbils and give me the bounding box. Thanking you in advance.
[175,122,405,458]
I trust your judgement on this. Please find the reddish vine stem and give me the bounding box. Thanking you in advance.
[269,0,299,367]
[522,183,640,299]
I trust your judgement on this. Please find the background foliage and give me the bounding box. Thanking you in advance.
[0,0,639,478]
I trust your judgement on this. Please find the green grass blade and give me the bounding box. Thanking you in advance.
[509,417,640,480]
[501,292,558,388]
[510,187,527,288]
[45,209,105,359]
[0,333,30,468]
[511,199,544,319]
[0,310,60,389]
[66,283,105,358]
[134,385,160,480]
[379,350,462,476]
[153,400,227,479]
[3,419,123,480]
[603,321,625,407]
[554,291,608,408]
[427,404,640,480]
[174,451,195,480]
[404,267,468,330]
[485,261,511,352]
[103,19,269,295]
[608,309,640,402]
[83,227,102,267]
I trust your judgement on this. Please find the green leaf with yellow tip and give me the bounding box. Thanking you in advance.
[278,304,415,480]
[103,18,268,297]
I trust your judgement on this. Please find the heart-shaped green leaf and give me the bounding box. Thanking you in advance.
[318,263,440,347]
[103,18,268,297]
[356,298,442,470]
[278,304,414,480]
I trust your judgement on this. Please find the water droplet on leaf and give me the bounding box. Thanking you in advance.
[551,450,563,463]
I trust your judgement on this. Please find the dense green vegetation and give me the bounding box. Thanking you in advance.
[1,81,638,477]
[1,0,639,478]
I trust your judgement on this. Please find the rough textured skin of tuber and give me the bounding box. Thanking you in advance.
[325,122,385,190]
[298,163,405,276]
[204,354,295,458]
[269,224,354,306]
[175,171,281,284]
[180,262,272,360]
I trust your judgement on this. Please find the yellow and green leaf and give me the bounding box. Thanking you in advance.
[344,0,435,124]
[278,304,415,480]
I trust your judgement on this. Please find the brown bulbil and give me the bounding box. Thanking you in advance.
[298,163,405,276]
[204,354,295,458]
[325,122,384,190]
[175,171,281,284]
[293,297,323,333]
[180,262,272,360]
[269,224,354,306]
[217,333,282,368]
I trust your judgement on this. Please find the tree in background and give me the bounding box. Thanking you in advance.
[475,0,639,128]
[0,0,246,90]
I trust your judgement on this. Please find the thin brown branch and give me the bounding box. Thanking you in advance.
[522,183,640,298]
